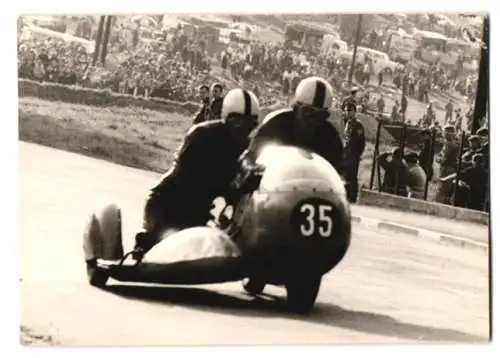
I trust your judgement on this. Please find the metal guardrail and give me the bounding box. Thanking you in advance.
[368,119,488,212]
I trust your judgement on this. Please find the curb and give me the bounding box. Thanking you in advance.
[357,189,489,226]
[352,215,489,252]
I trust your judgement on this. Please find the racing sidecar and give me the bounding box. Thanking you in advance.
[83,143,352,313]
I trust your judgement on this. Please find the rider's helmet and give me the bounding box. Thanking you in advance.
[221,88,260,145]
[291,76,334,135]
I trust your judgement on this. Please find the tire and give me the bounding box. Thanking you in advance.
[242,278,266,296]
[286,276,322,314]
[86,260,109,288]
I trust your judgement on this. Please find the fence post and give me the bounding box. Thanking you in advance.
[452,131,466,206]
[394,124,407,196]
[423,128,437,201]
[369,119,382,190]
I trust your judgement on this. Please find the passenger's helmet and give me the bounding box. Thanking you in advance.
[292,76,334,133]
[221,88,260,120]
[293,76,334,110]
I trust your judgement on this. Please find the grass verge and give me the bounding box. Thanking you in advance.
[19,97,191,172]
[19,96,438,199]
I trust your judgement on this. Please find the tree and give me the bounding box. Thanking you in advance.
[342,14,379,45]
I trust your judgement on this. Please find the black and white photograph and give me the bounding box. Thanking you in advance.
[15,3,493,349]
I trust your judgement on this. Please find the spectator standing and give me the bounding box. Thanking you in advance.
[391,101,401,122]
[400,93,408,122]
[418,128,435,181]
[435,125,460,204]
[343,103,366,203]
[377,95,385,114]
[445,100,453,123]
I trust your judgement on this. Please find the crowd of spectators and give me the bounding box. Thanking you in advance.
[220,42,328,85]
[18,39,91,85]
[18,21,215,102]
[389,63,477,104]
[375,123,489,211]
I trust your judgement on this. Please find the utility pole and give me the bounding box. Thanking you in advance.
[472,15,489,133]
[347,14,363,87]
[92,16,105,66]
[100,16,113,65]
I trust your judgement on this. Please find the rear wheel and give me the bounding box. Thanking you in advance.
[242,278,266,296]
[86,260,109,288]
[286,275,322,314]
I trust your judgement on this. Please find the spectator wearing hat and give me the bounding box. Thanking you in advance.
[461,134,482,167]
[436,125,460,204]
[405,152,427,200]
[341,87,358,125]
[344,103,366,203]
[341,87,358,112]
[377,147,410,197]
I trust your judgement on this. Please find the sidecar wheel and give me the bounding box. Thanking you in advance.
[242,278,266,296]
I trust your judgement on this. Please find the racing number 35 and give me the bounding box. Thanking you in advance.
[299,203,334,238]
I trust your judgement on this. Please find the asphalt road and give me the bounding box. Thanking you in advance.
[19,141,490,345]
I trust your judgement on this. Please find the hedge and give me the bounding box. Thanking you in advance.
[18,79,200,115]
[18,78,396,144]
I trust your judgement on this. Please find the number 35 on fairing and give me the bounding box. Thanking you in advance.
[289,198,338,239]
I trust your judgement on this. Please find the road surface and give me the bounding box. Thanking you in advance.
[19,142,490,345]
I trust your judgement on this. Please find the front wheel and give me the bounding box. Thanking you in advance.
[242,278,266,296]
[286,275,322,314]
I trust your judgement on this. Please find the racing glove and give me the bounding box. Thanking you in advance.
[225,163,265,207]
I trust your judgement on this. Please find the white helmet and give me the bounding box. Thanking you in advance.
[221,88,261,120]
[293,76,334,110]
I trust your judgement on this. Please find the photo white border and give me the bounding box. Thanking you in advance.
[2,0,497,357]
